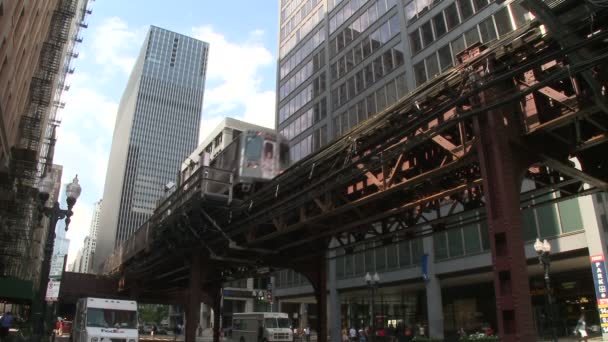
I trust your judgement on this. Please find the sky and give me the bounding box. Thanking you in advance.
[54,0,280,265]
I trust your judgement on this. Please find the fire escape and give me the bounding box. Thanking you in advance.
[0,0,88,280]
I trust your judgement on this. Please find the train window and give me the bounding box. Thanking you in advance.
[245,135,263,160]
[263,142,274,159]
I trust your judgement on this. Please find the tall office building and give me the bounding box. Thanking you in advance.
[78,199,102,273]
[276,0,531,162]
[95,26,209,271]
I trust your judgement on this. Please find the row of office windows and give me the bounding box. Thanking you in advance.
[330,0,398,58]
[291,134,313,162]
[280,105,314,140]
[409,0,493,55]
[405,0,490,25]
[413,4,530,87]
[276,194,588,288]
[280,6,325,59]
[279,48,326,101]
[336,238,425,279]
[280,98,327,140]
[331,42,405,111]
[330,0,398,36]
[280,28,325,80]
[279,71,326,125]
[313,124,329,152]
[333,73,408,138]
[281,0,323,40]
[279,83,313,124]
[434,195,584,260]
[331,18,403,83]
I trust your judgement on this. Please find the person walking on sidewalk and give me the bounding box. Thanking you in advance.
[575,313,588,342]
[0,312,14,342]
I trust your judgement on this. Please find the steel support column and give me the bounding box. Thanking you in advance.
[212,290,222,342]
[185,252,202,342]
[473,64,536,341]
[297,255,328,342]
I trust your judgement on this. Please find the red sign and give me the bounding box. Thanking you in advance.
[592,255,605,262]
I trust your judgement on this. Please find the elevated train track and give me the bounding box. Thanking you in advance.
[87,1,608,341]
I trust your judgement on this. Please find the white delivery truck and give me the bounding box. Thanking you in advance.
[231,312,293,342]
[71,297,139,342]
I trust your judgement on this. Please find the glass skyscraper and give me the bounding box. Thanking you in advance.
[95,26,209,271]
[276,0,532,162]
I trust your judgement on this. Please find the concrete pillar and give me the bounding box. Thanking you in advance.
[185,253,201,342]
[422,235,444,339]
[300,303,309,329]
[329,251,342,342]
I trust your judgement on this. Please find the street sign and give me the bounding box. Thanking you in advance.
[590,255,608,331]
[45,280,61,302]
[50,254,66,279]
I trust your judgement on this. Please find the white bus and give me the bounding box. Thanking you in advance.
[231,312,293,342]
[71,297,139,342]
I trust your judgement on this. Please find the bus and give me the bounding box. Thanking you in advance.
[71,297,138,342]
[231,312,293,342]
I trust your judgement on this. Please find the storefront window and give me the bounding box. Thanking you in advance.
[365,243,375,272]
[558,198,584,233]
[387,244,398,268]
[448,228,464,257]
[537,194,561,237]
[375,246,387,271]
[522,208,538,242]
[398,240,411,266]
[462,212,481,254]
[434,232,448,260]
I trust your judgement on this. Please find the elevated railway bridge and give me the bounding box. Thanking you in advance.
[60,1,608,341]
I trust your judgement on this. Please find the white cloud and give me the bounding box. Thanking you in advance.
[91,17,146,75]
[192,26,277,142]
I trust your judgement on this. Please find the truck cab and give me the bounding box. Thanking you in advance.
[232,312,293,342]
[71,297,138,342]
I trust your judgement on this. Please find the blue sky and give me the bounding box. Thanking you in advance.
[55,0,280,263]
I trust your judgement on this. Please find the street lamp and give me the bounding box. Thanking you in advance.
[35,175,82,337]
[365,272,380,342]
[534,238,557,342]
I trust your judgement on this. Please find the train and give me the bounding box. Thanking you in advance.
[179,129,290,198]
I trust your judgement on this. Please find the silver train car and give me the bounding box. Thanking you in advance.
[180,130,290,198]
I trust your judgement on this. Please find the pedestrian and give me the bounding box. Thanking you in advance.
[0,311,14,341]
[151,324,157,338]
[304,325,311,342]
[349,326,357,342]
[575,313,588,342]
[358,327,366,342]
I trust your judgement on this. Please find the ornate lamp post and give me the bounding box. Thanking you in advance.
[35,175,82,337]
[365,272,380,342]
[534,238,557,342]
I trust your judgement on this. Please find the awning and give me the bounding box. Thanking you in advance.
[0,277,34,303]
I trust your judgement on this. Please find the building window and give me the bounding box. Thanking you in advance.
[432,13,447,38]
[438,44,453,70]
[493,7,513,37]
[425,53,439,79]
[410,30,422,54]
[479,16,497,43]
[444,3,460,30]
[420,21,434,47]
[458,0,474,21]
[414,61,427,86]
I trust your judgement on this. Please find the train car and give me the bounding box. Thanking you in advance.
[185,129,290,198]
